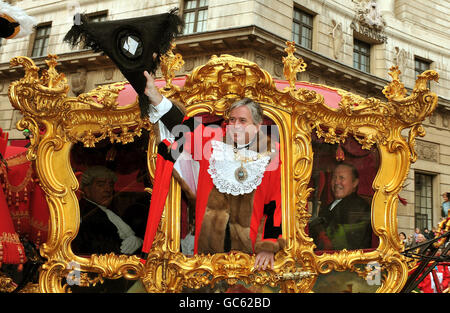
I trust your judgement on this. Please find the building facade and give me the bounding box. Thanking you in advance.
[0,0,449,238]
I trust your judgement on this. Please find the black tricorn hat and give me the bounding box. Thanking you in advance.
[64,8,183,116]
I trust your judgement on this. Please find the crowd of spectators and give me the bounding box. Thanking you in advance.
[398,213,449,293]
[398,225,442,250]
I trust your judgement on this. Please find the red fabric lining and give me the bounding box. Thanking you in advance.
[140,140,175,259]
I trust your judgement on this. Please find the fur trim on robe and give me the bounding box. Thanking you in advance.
[174,129,283,255]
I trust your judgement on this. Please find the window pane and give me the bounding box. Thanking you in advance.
[302,14,312,26]
[198,9,207,21]
[184,12,195,23]
[354,40,370,72]
[36,28,45,37]
[89,13,107,23]
[185,0,196,10]
[197,21,205,32]
[415,58,430,75]
[302,28,311,42]
[32,40,43,57]
[43,37,49,51]
[33,25,51,57]
[414,173,433,230]
[183,1,208,34]
[35,39,43,50]
[31,48,39,57]
[292,9,313,49]
[184,22,194,34]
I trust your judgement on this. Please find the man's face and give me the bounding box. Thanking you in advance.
[331,165,358,200]
[83,177,115,207]
[227,105,260,145]
[417,234,426,243]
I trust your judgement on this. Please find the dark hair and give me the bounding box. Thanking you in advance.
[335,162,359,181]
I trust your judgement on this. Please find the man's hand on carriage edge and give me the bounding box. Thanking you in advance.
[254,251,274,271]
[143,70,163,106]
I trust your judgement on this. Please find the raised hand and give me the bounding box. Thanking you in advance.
[143,70,163,106]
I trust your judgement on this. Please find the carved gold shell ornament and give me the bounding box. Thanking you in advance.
[6,41,439,293]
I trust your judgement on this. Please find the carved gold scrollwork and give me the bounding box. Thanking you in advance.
[0,273,17,293]
[160,42,185,90]
[382,66,439,162]
[9,55,69,119]
[7,40,440,293]
[8,54,151,293]
[282,41,307,89]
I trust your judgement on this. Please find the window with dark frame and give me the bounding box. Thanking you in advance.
[183,0,208,35]
[414,173,433,231]
[353,39,371,73]
[87,11,108,23]
[415,57,431,88]
[31,24,52,58]
[292,8,313,49]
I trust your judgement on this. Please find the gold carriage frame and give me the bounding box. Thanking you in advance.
[8,42,439,293]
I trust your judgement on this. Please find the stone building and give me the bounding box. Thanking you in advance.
[0,0,448,237]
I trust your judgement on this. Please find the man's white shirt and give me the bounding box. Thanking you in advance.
[329,198,343,211]
[83,198,143,254]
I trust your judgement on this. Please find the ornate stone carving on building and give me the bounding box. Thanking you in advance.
[394,46,408,77]
[416,139,439,162]
[351,0,387,43]
[274,62,283,78]
[70,67,87,96]
[428,112,436,125]
[103,68,114,81]
[330,19,345,60]
[183,57,195,72]
[255,53,265,68]
[443,113,449,128]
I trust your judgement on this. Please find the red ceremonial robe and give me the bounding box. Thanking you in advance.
[140,100,283,263]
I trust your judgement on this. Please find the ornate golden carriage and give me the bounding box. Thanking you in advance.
[7,41,439,293]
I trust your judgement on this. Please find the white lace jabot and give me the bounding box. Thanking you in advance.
[207,140,271,196]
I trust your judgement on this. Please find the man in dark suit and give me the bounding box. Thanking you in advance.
[309,163,372,250]
[72,166,143,255]
[70,166,144,293]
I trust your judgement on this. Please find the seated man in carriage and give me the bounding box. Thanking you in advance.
[309,162,372,251]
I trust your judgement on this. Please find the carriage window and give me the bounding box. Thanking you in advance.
[177,113,282,257]
[70,132,151,258]
[307,130,379,252]
[178,112,282,293]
